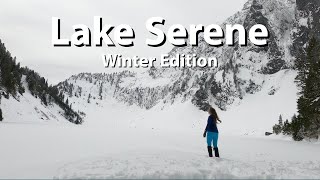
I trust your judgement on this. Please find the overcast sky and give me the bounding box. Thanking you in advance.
[0,0,247,84]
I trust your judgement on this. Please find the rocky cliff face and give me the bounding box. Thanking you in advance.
[57,0,318,112]
[292,0,320,58]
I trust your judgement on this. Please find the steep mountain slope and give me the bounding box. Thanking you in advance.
[58,0,299,113]
[155,0,297,110]
[1,76,78,124]
[0,40,83,124]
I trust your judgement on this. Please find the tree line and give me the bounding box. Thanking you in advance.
[273,37,320,140]
[0,39,82,124]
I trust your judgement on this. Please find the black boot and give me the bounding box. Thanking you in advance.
[214,147,220,158]
[207,146,213,157]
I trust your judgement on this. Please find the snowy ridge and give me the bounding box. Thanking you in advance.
[57,69,297,135]
[58,0,299,111]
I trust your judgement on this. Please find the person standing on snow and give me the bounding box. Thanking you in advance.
[203,106,221,157]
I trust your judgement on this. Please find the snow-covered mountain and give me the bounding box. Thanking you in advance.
[57,0,304,113]
[2,0,317,126]
[2,1,320,178]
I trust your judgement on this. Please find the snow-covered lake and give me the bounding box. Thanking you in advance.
[0,98,320,179]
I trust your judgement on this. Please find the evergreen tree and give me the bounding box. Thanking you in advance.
[282,119,291,135]
[0,40,23,96]
[87,93,91,103]
[99,83,103,100]
[272,114,283,135]
[272,124,282,135]
[276,37,320,140]
[290,114,304,141]
[295,37,320,140]
[278,115,283,127]
[271,38,320,140]
[0,108,3,121]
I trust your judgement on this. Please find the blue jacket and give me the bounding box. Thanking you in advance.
[206,115,219,133]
